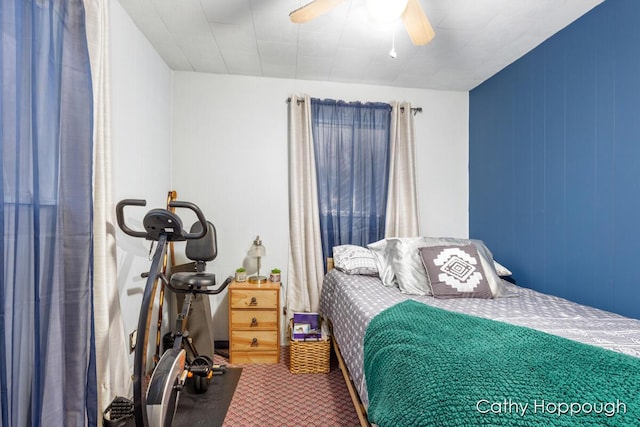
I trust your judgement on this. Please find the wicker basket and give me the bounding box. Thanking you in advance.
[289,322,331,374]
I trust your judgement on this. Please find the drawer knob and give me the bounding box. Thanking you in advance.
[249,296,257,306]
[251,338,259,347]
[250,317,258,327]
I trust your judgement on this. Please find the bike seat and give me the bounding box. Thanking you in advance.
[170,221,217,291]
[171,271,217,289]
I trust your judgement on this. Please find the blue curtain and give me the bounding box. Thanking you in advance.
[311,99,392,264]
[1,1,96,426]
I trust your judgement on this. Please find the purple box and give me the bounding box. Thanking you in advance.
[292,312,321,340]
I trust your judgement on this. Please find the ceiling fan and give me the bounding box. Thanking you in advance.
[289,0,435,46]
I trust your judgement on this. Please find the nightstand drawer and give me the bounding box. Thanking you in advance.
[231,330,278,351]
[230,309,278,330]
[230,289,278,309]
[231,351,278,364]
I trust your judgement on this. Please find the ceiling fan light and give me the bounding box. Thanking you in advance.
[367,0,409,24]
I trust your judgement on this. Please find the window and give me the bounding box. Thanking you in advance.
[311,99,392,264]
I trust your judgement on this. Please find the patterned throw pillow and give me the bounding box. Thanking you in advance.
[419,245,493,299]
[332,245,379,276]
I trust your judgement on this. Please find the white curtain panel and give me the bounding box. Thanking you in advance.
[385,102,420,237]
[84,0,131,419]
[286,94,325,313]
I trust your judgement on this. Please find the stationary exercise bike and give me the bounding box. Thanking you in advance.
[116,199,231,427]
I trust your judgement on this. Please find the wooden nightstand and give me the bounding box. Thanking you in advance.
[228,280,280,364]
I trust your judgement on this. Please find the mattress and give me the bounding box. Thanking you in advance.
[318,269,640,408]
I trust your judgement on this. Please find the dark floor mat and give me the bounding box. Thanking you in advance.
[172,367,242,427]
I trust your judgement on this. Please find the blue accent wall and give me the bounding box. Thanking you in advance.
[469,0,640,319]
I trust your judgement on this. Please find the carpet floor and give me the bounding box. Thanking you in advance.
[217,346,361,427]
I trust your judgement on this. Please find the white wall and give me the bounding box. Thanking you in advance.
[171,72,469,341]
[109,0,469,347]
[111,0,173,364]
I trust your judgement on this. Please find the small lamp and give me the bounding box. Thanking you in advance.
[248,235,267,284]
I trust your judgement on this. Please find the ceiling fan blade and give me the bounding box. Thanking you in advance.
[289,0,346,24]
[401,0,435,46]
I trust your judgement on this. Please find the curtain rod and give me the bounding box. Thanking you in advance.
[286,97,422,115]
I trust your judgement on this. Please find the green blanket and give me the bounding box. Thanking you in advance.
[364,300,640,427]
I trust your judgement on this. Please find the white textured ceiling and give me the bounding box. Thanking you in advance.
[118,0,603,91]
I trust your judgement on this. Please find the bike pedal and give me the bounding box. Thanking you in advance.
[212,364,226,374]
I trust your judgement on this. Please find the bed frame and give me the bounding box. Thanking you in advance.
[326,258,370,427]
[330,321,370,427]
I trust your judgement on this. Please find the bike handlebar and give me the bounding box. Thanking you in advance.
[116,198,208,241]
[116,199,147,238]
[167,201,208,240]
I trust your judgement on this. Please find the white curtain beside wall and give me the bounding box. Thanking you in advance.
[84,0,131,420]
[286,94,325,313]
[385,102,420,237]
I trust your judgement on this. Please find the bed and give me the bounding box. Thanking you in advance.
[318,238,640,427]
